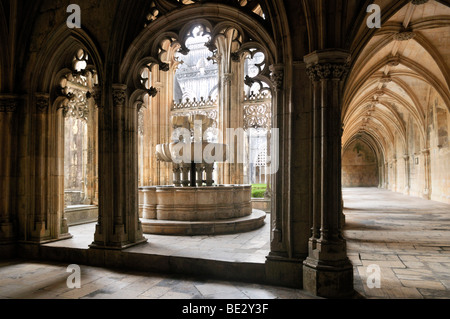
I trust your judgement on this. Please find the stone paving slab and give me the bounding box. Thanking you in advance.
[344,188,450,299]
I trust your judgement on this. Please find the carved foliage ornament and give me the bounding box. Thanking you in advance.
[393,31,416,41]
[63,89,89,121]
[269,65,284,90]
[0,98,19,112]
[91,88,102,108]
[36,95,50,113]
[306,62,350,82]
[112,87,127,107]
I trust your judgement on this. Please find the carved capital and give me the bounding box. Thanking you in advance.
[112,85,127,107]
[0,96,20,112]
[304,50,351,82]
[269,64,284,90]
[36,93,50,113]
[222,73,233,84]
[92,87,102,108]
[231,52,241,62]
[306,63,350,82]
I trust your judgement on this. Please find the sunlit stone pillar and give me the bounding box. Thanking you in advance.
[421,149,431,199]
[403,155,410,195]
[302,50,354,298]
[384,161,389,189]
[91,84,146,249]
[392,158,398,192]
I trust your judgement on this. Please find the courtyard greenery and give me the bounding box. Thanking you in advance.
[251,184,267,198]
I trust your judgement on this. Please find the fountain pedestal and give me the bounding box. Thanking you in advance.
[139,114,266,235]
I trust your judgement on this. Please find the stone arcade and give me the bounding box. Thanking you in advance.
[0,0,449,299]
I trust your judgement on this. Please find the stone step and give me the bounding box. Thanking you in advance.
[141,209,267,236]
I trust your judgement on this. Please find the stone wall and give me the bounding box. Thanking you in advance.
[342,140,378,187]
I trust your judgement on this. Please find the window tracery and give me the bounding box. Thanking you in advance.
[59,49,98,207]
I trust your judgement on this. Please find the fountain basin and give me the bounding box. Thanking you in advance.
[139,185,252,221]
[139,185,266,235]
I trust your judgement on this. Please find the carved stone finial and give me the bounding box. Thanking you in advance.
[159,62,170,72]
[204,40,217,53]
[147,87,158,98]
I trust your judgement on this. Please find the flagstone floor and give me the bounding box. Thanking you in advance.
[0,188,449,299]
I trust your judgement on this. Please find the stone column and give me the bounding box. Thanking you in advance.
[384,161,389,189]
[21,93,72,243]
[302,50,354,298]
[91,84,147,249]
[267,64,285,255]
[403,155,410,195]
[31,94,52,242]
[172,164,181,187]
[421,149,431,199]
[205,164,214,186]
[0,95,19,243]
[180,164,190,187]
[265,63,306,288]
[196,164,204,187]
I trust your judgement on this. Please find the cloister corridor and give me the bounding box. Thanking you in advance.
[0,188,448,299]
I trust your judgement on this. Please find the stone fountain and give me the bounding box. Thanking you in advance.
[138,114,266,236]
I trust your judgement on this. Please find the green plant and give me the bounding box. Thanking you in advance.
[251,184,267,198]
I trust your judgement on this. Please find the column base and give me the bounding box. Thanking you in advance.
[0,223,15,243]
[303,257,354,298]
[265,254,304,288]
[29,222,52,243]
[91,223,148,250]
[0,242,17,258]
[89,237,148,250]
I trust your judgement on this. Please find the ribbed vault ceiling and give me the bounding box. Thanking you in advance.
[343,0,450,159]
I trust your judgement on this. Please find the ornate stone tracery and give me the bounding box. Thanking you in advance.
[243,92,272,130]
